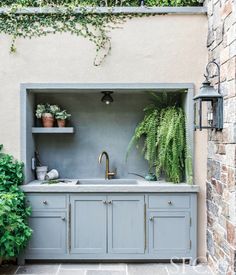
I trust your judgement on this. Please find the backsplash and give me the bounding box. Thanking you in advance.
[35,92,151,179]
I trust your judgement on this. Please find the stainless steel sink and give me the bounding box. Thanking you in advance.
[76,179,138,185]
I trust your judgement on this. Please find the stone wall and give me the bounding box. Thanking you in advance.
[206,0,236,273]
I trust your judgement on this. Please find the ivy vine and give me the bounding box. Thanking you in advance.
[0,0,201,65]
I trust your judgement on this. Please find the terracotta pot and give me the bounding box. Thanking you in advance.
[42,113,54,127]
[57,119,66,127]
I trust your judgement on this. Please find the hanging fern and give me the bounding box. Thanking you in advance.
[127,93,192,183]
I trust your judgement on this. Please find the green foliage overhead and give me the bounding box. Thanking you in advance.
[0,0,200,7]
[127,93,193,183]
[0,145,32,258]
[0,0,201,65]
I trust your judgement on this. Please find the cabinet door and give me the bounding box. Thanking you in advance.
[108,195,145,254]
[26,211,67,256]
[148,211,190,256]
[70,195,107,254]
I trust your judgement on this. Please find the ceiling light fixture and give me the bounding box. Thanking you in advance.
[101,91,114,105]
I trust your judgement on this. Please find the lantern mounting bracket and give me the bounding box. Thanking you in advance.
[204,61,221,95]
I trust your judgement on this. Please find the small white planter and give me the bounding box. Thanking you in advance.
[36,166,48,180]
[45,169,59,180]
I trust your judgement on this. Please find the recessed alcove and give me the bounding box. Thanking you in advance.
[21,83,194,183]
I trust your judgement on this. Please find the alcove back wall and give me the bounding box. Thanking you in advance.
[35,92,151,179]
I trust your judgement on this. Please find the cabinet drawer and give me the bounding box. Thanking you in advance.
[148,194,190,209]
[27,194,67,210]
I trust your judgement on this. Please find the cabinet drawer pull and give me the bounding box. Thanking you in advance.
[168,201,172,205]
[43,200,48,205]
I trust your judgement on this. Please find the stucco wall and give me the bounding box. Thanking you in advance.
[0,14,208,258]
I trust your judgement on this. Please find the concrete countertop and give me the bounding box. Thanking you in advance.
[20,179,200,193]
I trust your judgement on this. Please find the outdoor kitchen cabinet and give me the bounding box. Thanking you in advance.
[24,194,68,258]
[107,195,145,254]
[70,195,107,254]
[22,192,197,264]
[148,211,191,256]
[70,194,145,255]
[147,194,195,259]
[25,211,67,257]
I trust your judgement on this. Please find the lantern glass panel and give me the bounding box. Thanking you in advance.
[194,100,200,129]
[201,100,210,128]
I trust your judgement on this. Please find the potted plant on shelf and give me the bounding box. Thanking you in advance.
[35,103,60,127]
[55,110,71,127]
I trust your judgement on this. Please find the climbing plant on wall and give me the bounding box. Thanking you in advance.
[0,0,201,65]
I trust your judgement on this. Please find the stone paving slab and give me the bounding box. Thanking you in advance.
[60,263,99,270]
[15,264,59,275]
[0,263,213,275]
[58,269,85,275]
[167,263,213,274]
[99,264,126,270]
[87,271,126,275]
[128,263,168,275]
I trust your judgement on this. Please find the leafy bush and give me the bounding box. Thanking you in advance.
[0,145,24,193]
[127,93,193,183]
[0,193,32,258]
[0,145,32,258]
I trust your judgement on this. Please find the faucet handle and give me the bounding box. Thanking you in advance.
[108,171,116,179]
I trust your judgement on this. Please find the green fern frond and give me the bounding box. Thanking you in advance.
[126,92,191,183]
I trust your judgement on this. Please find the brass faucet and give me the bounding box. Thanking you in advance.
[98,151,116,180]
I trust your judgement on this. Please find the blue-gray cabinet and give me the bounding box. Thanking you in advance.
[25,211,67,257]
[70,195,145,255]
[108,195,145,254]
[148,211,190,256]
[70,195,107,254]
[22,192,197,264]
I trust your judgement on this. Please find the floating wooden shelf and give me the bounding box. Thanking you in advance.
[32,127,75,134]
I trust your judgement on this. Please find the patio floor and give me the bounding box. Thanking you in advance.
[0,263,213,275]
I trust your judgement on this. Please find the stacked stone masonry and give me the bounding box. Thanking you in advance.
[206,0,236,274]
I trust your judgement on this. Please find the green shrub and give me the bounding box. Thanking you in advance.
[0,145,32,258]
[0,145,24,193]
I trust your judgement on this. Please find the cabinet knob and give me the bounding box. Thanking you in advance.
[43,200,48,205]
[102,200,107,204]
[108,201,112,204]
[149,217,154,221]
[168,201,172,205]
[61,217,66,221]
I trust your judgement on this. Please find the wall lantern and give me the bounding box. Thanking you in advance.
[101,91,114,105]
[194,61,223,131]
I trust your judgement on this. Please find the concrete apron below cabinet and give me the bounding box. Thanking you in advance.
[19,184,198,266]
